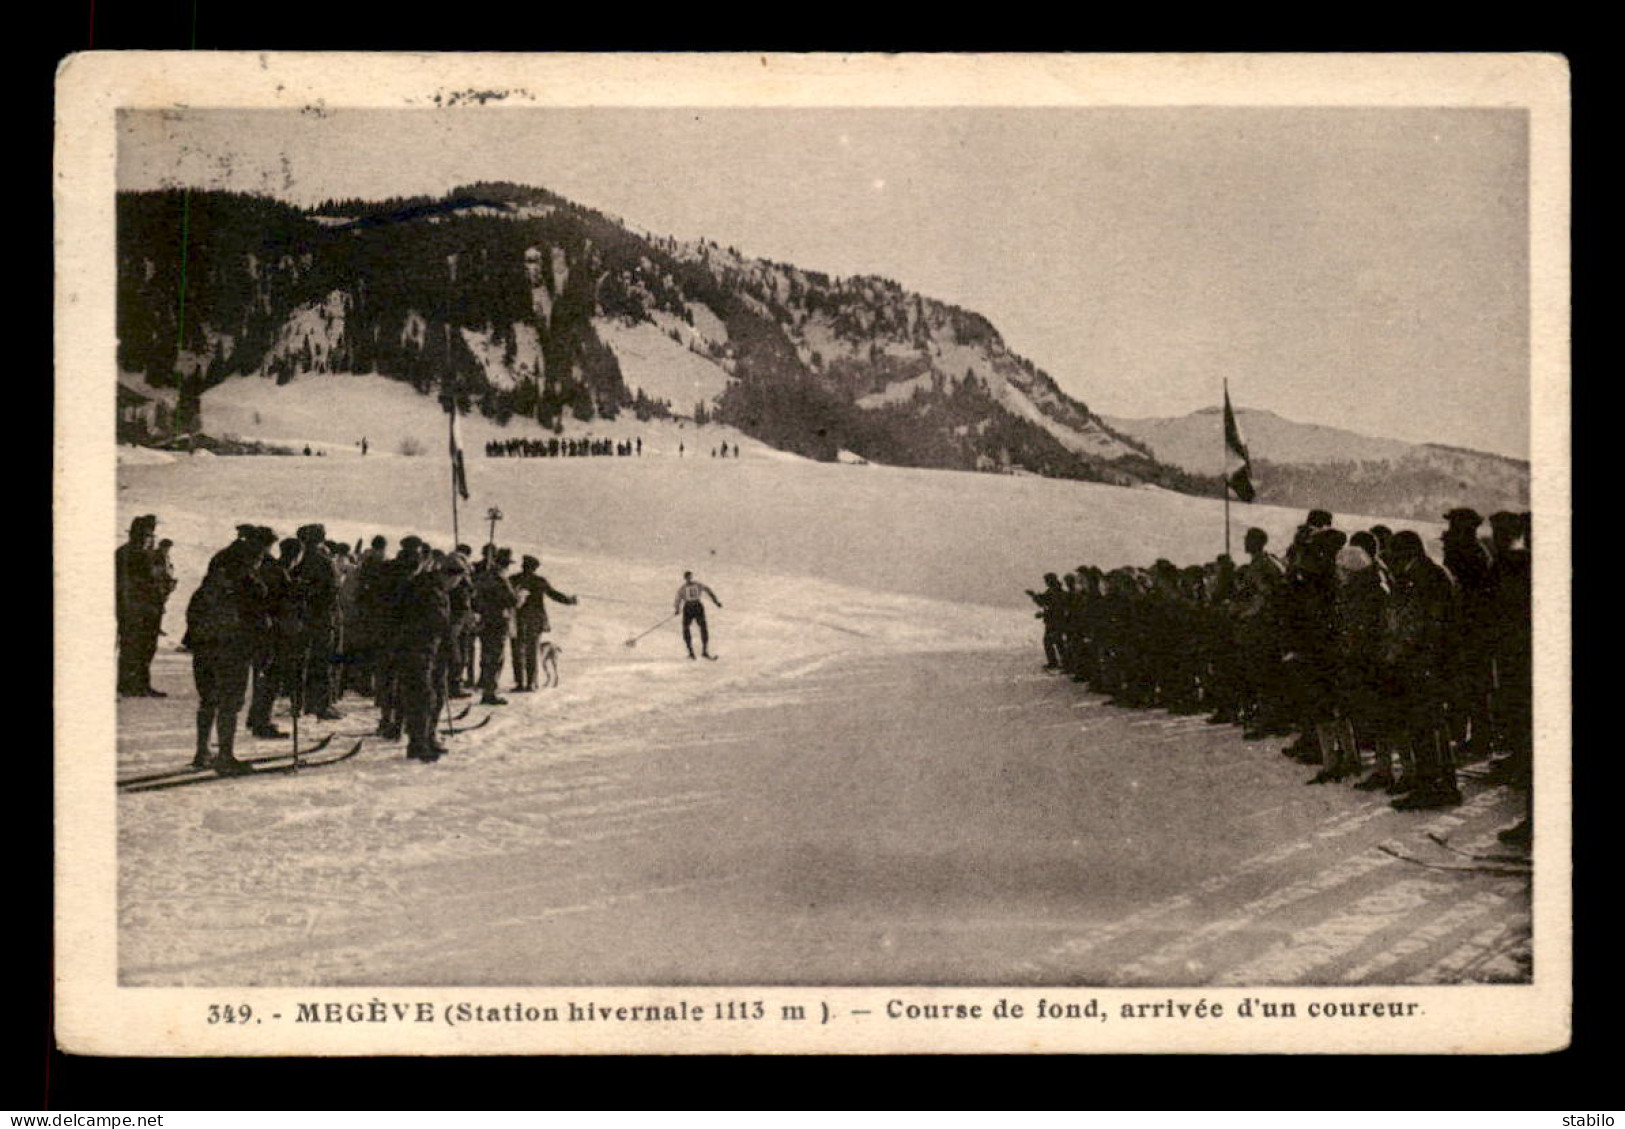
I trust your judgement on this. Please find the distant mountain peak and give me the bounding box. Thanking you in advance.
[1101,406,1527,521]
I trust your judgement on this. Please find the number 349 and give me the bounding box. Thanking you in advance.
[207,1003,254,1024]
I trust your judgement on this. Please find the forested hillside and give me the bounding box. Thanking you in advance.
[118,183,1207,491]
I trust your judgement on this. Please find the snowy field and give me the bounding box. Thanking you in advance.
[111,377,1526,987]
[170,371,769,461]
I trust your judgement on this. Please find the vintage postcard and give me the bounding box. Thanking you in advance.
[55,52,1570,1055]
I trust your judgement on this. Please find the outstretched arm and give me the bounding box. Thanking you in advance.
[542,580,576,606]
[705,585,723,608]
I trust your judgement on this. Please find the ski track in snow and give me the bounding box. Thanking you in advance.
[117,462,1035,983]
[113,453,1524,987]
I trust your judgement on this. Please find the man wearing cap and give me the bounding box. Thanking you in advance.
[442,546,476,699]
[183,527,272,773]
[348,535,391,697]
[330,540,359,702]
[204,524,253,575]
[1383,530,1463,810]
[1231,527,1292,738]
[473,547,519,704]
[394,543,456,762]
[1025,573,1066,671]
[245,537,303,739]
[1068,568,1106,686]
[116,514,167,696]
[1276,525,1346,763]
[1307,544,1387,784]
[154,537,178,624]
[511,555,577,692]
[1440,507,1495,761]
[372,535,427,741]
[453,544,479,693]
[1485,511,1534,797]
[293,523,344,721]
[434,553,472,713]
[1283,509,1334,572]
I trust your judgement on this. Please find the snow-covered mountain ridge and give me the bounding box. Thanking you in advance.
[117,184,1195,490]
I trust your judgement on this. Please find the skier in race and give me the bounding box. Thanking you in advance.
[674,571,723,660]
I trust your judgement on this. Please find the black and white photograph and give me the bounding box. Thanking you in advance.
[55,53,1570,1055]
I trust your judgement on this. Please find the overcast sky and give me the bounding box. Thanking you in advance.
[119,106,1530,459]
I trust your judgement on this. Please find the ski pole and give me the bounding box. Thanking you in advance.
[442,639,457,737]
[292,642,306,770]
[624,612,676,648]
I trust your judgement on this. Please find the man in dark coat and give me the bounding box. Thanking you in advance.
[1025,573,1066,671]
[1440,507,1496,760]
[1232,528,1291,738]
[1061,568,1095,685]
[511,555,576,692]
[153,537,178,633]
[1067,568,1106,687]
[441,549,476,699]
[393,543,455,761]
[1284,509,1334,571]
[246,537,303,739]
[1199,556,1241,724]
[1309,544,1387,784]
[348,535,391,698]
[183,527,271,773]
[1279,525,1345,762]
[292,523,343,721]
[373,536,427,740]
[1384,530,1463,810]
[462,543,490,690]
[1096,568,1141,704]
[1486,511,1533,775]
[473,547,519,704]
[116,514,167,696]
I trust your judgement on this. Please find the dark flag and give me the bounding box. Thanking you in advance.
[448,401,471,501]
[1223,386,1256,503]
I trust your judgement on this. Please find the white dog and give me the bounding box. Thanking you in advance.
[538,640,562,687]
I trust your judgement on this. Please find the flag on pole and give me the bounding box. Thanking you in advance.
[447,401,471,501]
[1223,385,1256,503]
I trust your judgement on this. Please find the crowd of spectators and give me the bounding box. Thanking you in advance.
[1027,507,1533,840]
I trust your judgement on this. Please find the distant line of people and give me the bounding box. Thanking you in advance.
[1027,506,1533,837]
[486,437,642,458]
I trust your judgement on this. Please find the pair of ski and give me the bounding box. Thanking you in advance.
[1378,832,1531,876]
[118,734,365,793]
[332,702,490,741]
[118,699,496,793]
[441,701,491,735]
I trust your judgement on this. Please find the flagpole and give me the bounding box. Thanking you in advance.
[449,405,461,547]
[1223,379,1231,560]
